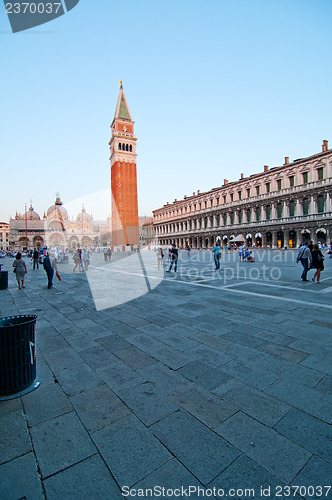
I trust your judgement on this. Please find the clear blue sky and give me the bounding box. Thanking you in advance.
[1,0,331,222]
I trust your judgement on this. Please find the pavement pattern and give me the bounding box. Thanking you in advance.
[0,249,331,500]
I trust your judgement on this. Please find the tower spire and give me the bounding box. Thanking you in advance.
[114,82,132,121]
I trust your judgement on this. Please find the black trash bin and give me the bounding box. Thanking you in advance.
[0,315,40,399]
[0,271,8,290]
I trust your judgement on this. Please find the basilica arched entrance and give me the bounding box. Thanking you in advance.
[33,236,44,248]
[69,236,80,249]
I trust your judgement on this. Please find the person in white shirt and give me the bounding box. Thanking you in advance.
[296,242,312,282]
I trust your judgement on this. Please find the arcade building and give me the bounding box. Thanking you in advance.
[153,141,332,249]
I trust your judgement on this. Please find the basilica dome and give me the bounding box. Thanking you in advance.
[77,208,93,224]
[27,204,40,220]
[47,195,68,220]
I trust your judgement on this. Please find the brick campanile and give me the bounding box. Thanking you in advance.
[109,83,139,246]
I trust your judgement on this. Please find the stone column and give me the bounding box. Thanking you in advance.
[262,232,267,247]
[272,231,278,248]
[309,196,315,215]
[284,201,290,218]
[261,205,267,220]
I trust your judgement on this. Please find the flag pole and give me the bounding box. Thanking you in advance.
[25,202,28,251]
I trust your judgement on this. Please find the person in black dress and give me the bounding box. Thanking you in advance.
[311,244,324,283]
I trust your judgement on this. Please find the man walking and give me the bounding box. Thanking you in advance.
[33,248,39,270]
[166,244,178,273]
[43,252,58,289]
[297,242,312,282]
[212,242,221,270]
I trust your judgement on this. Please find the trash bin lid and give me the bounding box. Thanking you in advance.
[0,315,38,328]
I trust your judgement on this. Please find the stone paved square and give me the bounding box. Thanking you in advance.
[0,250,331,498]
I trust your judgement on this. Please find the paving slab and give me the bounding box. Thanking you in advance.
[92,414,172,487]
[0,452,44,500]
[209,454,284,499]
[170,386,239,428]
[0,410,32,464]
[177,360,233,390]
[315,374,332,396]
[22,382,72,427]
[54,361,104,397]
[117,381,179,426]
[220,358,280,390]
[215,412,312,484]
[138,363,194,394]
[70,383,131,432]
[79,345,120,369]
[29,411,96,478]
[115,344,157,370]
[133,458,206,499]
[221,385,291,427]
[292,456,332,499]
[266,379,332,423]
[258,342,309,363]
[43,454,123,499]
[151,410,240,484]
[97,359,146,391]
[275,408,332,462]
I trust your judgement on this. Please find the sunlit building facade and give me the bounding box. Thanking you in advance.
[9,196,110,251]
[153,141,332,248]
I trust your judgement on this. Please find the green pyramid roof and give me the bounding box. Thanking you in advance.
[114,85,133,121]
[118,96,131,120]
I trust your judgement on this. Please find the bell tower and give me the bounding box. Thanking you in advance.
[109,82,139,246]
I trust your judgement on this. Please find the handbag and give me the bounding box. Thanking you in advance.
[13,268,16,273]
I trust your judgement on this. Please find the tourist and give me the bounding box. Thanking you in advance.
[311,244,325,283]
[296,242,312,281]
[33,248,39,270]
[166,244,178,273]
[103,247,108,262]
[212,242,221,270]
[83,248,90,270]
[73,248,82,272]
[156,247,164,270]
[43,252,58,289]
[13,252,27,289]
[238,245,244,262]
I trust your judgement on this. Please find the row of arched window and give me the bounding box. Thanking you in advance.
[157,197,326,233]
[118,143,132,152]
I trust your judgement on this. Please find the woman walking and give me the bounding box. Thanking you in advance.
[13,252,27,289]
[311,244,325,283]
